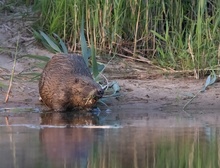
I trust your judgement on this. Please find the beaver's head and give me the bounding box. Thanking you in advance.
[84,87,104,105]
[70,76,104,108]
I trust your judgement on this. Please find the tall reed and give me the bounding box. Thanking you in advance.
[34,0,220,75]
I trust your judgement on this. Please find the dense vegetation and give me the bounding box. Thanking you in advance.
[6,0,220,77]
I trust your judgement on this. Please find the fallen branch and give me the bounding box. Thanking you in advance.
[115,52,164,70]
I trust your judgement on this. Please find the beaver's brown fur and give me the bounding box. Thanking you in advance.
[39,53,104,111]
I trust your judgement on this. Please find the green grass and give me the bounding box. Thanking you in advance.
[32,0,220,77]
[2,0,220,78]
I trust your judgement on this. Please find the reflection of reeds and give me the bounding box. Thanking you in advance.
[4,117,18,168]
[1,125,219,167]
[85,127,220,168]
[188,127,198,168]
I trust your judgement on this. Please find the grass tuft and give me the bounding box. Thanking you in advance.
[32,0,220,77]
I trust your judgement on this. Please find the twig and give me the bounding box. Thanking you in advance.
[97,99,109,107]
[4,35,20,103]
[99,73,110,90]
[5,117,9,125]
[96,53,116,79]
[115,52,168,72]
[182,90,200,111]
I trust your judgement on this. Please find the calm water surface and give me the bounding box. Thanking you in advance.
[0,107,220,168]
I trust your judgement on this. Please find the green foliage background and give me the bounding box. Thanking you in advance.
[33,0,220,75]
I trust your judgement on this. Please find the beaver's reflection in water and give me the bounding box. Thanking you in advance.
[40,111,99,126]
[39,111,101,167]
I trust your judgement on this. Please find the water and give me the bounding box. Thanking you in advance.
[0,107,220,168]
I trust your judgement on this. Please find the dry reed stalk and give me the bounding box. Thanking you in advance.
[188,35,199,79]
[5,116,9,125]
[133,5,141,57]
[218,44,220,66]
[4,35,20,103]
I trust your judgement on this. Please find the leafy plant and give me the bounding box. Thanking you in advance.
[18,54,50,80]
[33,28,120,99]
[33,30,68,53]
[183,71,217,111]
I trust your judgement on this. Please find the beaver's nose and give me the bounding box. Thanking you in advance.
[96,89,104,98]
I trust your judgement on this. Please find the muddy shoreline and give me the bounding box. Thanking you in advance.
[1,4,220,121]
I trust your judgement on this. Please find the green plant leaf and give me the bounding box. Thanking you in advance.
[21,55,50,62]
[39,31,62,53]
[18,72,41,76]
[112,81,120,93]
[35,62,47,69]
[201,72,217,92]
[17,72,41,81]
[91,41,99,78]
[53,33,68,54]
[33,30,43,41]
[151,30,166,42]
[0,82,7,89]
[80,10,90,66]
[97,63,105,72]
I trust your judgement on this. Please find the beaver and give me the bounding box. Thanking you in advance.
[39,53,104,112]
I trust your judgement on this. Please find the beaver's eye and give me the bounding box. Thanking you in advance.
[97,89,104,95]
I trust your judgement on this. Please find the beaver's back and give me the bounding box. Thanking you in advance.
[40,54,92,82]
